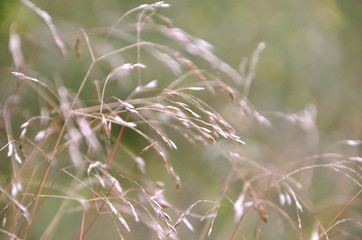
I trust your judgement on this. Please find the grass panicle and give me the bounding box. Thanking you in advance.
[0,1,360,240]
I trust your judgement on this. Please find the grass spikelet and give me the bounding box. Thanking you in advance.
[20,0,67,57]
[9,24,25,71]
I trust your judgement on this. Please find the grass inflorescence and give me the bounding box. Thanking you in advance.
[0,1,361,240]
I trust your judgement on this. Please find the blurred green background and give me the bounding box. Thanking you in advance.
[1,0,361,239]
[1,0,361,141]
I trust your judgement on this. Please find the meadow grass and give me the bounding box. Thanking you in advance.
[1,1,361,239]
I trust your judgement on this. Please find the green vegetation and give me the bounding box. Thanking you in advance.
[0,1,361,239]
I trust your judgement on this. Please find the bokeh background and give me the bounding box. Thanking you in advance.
[1,0,361,141]
[0,0,361,239]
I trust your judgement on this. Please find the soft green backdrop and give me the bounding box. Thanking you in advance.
[1,0,361,141]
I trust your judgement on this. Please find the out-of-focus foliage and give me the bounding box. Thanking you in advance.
[1,0,361,140]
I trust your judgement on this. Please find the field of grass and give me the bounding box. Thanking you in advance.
[0,1,361,239]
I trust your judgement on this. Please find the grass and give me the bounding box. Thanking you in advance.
[0,1,361,239]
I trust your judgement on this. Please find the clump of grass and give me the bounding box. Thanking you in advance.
[1,1,361,240]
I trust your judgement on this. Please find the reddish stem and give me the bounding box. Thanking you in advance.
[76,113,130,239]
[82,174,118,238]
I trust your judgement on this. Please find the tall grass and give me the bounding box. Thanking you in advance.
[1,1,361,239]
